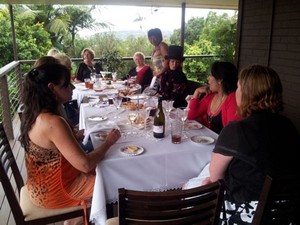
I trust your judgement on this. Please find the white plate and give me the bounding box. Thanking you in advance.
[77,87,89,91]
[185,121,203,130]
[128,94,146,100]
[190,136,214,145]
[120,145,144,156]
[94,129,111,140]
[88,116,108,122]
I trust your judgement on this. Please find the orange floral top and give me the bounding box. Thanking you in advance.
[25,140,95,209]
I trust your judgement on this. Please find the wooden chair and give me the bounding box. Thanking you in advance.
[251,174,300,225]
[106,180,225,225]
[0,123,91,225]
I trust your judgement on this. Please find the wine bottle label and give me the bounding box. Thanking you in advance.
[153,125,164,133]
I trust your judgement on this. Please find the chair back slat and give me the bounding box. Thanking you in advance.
[0,123,26,223]
[118,180,225,225]
[252,174,300,225]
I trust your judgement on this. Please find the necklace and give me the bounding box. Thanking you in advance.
[207,95,226,124]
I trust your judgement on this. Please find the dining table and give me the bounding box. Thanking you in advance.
[79,99,218,225]
[72,80,141,106]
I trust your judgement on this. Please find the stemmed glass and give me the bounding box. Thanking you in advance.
[112,95,123,118]
[128,113,137,135]
[177,107,190,137]
[164,100,174,119]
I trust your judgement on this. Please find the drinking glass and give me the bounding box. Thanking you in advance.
[113,95,123,118]
[112,72,117,82]
[165,100,174,115]
[171,120,183,144]
[178,107,190,137]
[128,113,137,135]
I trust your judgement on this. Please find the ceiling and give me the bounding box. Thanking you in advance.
[2,0,238,10]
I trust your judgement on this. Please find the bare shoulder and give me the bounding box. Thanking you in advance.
[38,113,69,131]
[160,42,169,54]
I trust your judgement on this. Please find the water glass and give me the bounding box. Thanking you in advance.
[84,78,90,88]
[171,120,183,144]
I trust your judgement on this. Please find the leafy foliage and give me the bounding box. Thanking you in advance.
[0,8,13,67]
[0,6,52,67]
[169,11,237,82]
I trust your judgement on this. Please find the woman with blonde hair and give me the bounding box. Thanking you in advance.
[127,51,153,91]
[74,48,103,82]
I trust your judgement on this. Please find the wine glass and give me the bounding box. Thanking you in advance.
[164,100,174,118]
[112,72,117,82]
[128,113,137,135]
[113,95,123,118]
[178,107,190,137]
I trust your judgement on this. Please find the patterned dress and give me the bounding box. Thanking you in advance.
[25,141,95,223]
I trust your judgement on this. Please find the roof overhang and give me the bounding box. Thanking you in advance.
[1,0,238,10]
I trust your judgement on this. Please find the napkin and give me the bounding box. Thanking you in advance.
[82,122,119,145]
[182,163,210,190]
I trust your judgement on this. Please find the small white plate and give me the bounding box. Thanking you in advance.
[128,94,146,100]
[120,145,144,156]
[190,136,214,145]
[94,129,111,140]
[88,116,108,122]
[185,121,203,130]
[77,87,89,91]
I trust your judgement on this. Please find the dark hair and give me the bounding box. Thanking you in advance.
[147,28,163,42]
[19,63,71,150]
[211,61,238,95]
[33,56,60,68]
[237,64,283,118]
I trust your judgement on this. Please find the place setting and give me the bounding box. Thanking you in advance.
[190,135,215,145]
[119,145,145,156]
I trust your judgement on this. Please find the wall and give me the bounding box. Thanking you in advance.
[237,0,300,132]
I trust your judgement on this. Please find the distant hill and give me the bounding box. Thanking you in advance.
[99,30,173,40]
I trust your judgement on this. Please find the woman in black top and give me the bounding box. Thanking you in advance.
[203,65,300,224]
[74,48,103,82]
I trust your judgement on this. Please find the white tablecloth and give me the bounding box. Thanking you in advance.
[72,81,141,106]
[80,104,218,225]
[72,83,119,106]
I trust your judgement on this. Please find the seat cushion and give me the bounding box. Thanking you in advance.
[20,185,83,221]
[106,217,119,225]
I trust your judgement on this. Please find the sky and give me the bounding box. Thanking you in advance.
[78,5,236,37]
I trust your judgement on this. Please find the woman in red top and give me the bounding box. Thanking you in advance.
[187,61,239,134]
[127,52,153,92]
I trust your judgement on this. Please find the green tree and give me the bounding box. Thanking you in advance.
[0,8,13,67]
[200,11,237,62]
[0,6,51,67]
[184,40,218,83]
[170,17,205,46]
[63,5,109,55]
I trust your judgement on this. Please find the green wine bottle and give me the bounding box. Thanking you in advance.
[153,96,165,138]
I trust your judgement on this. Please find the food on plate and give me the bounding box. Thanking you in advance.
[119,89,135,97]
[122,101,143,110]
[96,131,109,140]
[99,133,108,139]
[184,122,202,129]
[127,145,138,153]
[105,85,114,89]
